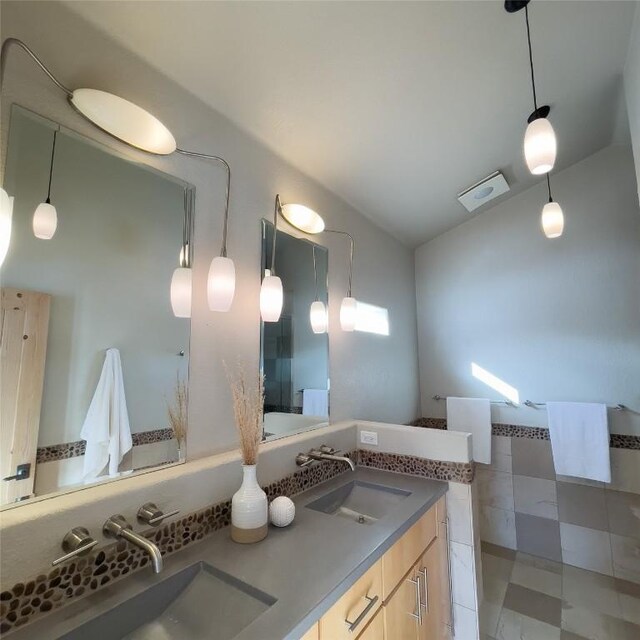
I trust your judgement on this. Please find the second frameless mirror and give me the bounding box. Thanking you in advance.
[260,220,330,441]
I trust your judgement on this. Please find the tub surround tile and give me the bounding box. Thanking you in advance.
[477,469,514,510]
[560,603,640,640]
[515,513,562,562]
[610,534,640,584]
[496,606,562,640]
[480,505,517,550]
[561,565,621,618]
[557,482,608,531]
[610,449,640,494]
[511,438,556,480]
[503,583,562,627]
[451,540,477,610]
[605,489,640,540]
[511,561,562,599]
[559,523,613,576]
[481,541,516,562]
[513,475,558,520]
[447,482,473,545]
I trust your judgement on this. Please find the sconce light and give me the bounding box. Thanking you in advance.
[541,174,564,239]
[32,129,59,239]
[309,245,328,334]
[0,187,14,267]
[170,189,194,318]
[260,195,284,322]
[2,38,236,310]
[281,203,325,234]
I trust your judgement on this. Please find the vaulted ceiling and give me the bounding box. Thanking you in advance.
[62,0,636,246]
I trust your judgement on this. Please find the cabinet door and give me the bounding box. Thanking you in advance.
[383,566,420,640]
[320,559,382,640]
[357,609,384,640]
[418,539,446,640]
[300,622,319,640]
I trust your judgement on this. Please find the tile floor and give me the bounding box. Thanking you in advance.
[480,541,640,640]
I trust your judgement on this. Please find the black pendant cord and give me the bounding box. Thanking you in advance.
[524,5,538,112]
[45,130,58,204]
[546,173,553,202]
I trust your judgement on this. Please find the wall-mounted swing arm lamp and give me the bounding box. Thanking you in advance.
[260,195,284,322]
[0,37,236,309]
[323,229,357,332]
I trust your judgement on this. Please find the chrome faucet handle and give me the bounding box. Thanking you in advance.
[103,514,133,537]
[296,453,314,467]
[318,444,339,455]
[137,502,180,526]
[52,527,98,566]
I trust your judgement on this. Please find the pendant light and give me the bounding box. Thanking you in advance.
[309,245,328,334]
[260,195,284,322]
[2,38,236,310]
[170,189,194,318]
[33,129,59,239]
[541,174,564,238]
[506,1,557,175]
[0,187,14,267]
[325,230,357,332]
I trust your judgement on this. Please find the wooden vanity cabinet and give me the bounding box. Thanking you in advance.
[316,496,451,640]
[300,622,319,640]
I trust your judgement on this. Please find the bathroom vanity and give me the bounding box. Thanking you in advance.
[6,468,450,640]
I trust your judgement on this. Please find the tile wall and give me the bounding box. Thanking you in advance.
[478,434,640,584]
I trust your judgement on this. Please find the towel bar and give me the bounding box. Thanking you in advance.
[431,394,516,407]
[524,400,626,411]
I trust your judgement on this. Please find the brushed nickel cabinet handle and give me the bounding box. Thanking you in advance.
[344,594,379,633]
[419,567,429,613]
[407,575,423,625]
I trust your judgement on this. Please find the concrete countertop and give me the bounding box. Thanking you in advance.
[11,468,447,640]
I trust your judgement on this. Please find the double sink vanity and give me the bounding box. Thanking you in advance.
[8,466,450,640]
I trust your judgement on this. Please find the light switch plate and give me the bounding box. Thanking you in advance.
[360,430,378,446]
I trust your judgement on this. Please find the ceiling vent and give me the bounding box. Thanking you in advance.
[457,171,510,213]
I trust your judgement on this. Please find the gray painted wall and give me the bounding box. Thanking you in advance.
[3,109,189,445]
[1,1,420,457]
[415,145,640,436]
[624,3,640,203]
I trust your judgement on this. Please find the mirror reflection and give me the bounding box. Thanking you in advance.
[260,220,329,440]
[0,106,193,507]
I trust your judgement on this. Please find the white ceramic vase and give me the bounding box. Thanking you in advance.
[231,464,268,543]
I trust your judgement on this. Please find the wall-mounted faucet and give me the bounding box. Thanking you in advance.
[296,445,356,471]
[103,515,163,573]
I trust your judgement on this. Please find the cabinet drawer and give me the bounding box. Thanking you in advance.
[382,506,437,600]
[319,559,382,640]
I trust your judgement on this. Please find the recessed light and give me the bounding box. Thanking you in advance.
[457,171,510,212]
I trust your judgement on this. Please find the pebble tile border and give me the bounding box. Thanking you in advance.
[409,418,640,450]
[36,428,175,464]
[0,451,357,635]
[358,449,475,484]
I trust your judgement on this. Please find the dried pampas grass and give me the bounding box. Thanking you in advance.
[167,376,188,446]
[225,361,265,466]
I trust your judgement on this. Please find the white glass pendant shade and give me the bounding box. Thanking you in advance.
[0,188,14,267]
[260,274,283,322]
[70,89,177,155]
[541,201,564,238]
[524,117,557,175]
[33,202,57,239]
[280,203,325,234]
[340,296,357,332]
[170,267,192,318]
[310,300,328,334]
[207,256,236,312]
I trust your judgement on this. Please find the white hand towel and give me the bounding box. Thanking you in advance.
[302,389,329,417]
[446,397,492,464]
[80,348,133,480]
[547,402,610,483]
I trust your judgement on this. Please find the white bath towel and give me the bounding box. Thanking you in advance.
[547,401,610,483]
[80,348,133,480]
[446,397,492,464]
[302,389,329,417]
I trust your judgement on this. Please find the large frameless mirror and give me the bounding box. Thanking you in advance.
[0,106,193,509]
[260,219,330,441]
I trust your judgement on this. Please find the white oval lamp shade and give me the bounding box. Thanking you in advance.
[260,275,283,322]
[0,188,14,268]
[541,201,564,238]
[280,203,325,234]
[33,202,57,239]
[170,267,192,318]
[340,296,357,332]
[70,89,177,155]
[208,256,236,312]
[524,117,556,175]
[310,300,328,334]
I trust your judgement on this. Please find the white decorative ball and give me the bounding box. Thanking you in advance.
[269,496,295,527]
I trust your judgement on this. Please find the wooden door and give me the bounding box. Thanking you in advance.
[383,565,420,640]
[357,608,384,640]
[299,622,319,640]
[1,288,50,504]
[418,539,446,640]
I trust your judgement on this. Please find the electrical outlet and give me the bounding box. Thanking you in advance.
[360,430,378,446]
